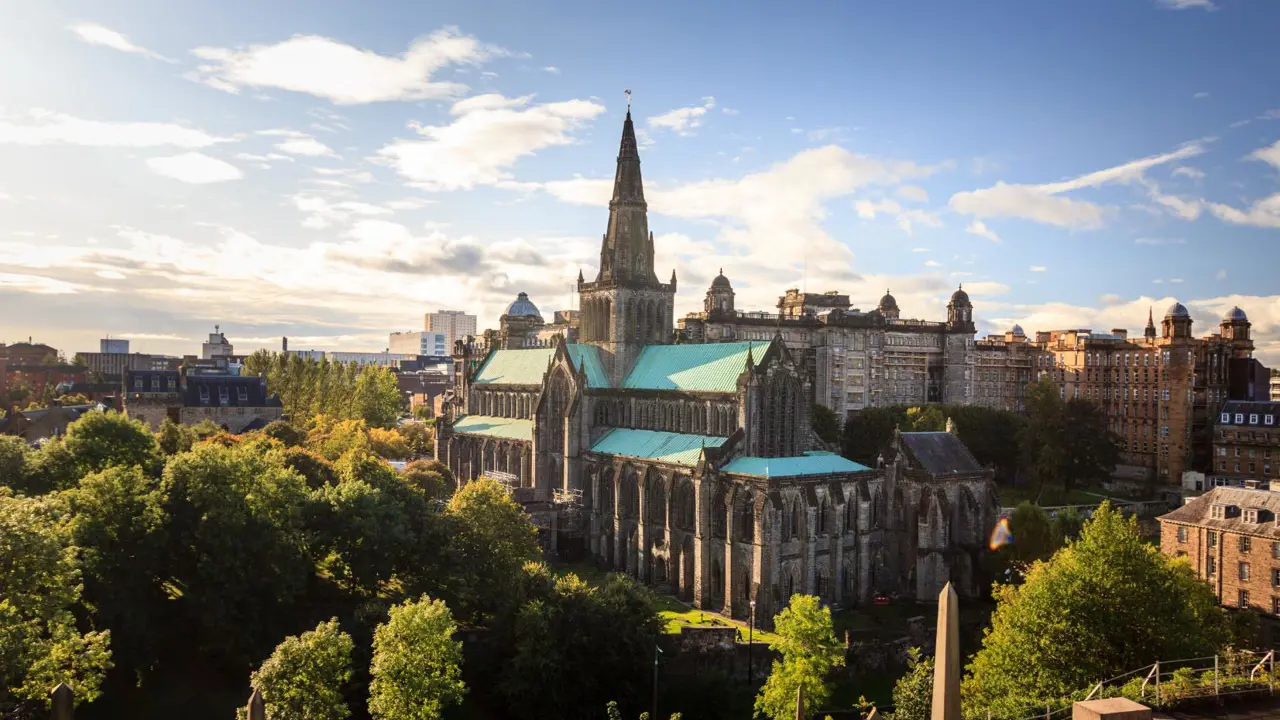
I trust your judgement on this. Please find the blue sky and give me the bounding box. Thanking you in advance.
[2,0,1279,361]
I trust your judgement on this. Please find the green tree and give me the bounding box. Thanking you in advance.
[161,444,311,664]
[810,404,841,446]
[1019,377,1067,497]
[368,595,465,720]
[65,466,167,674]
[354,366,404,428]
[502,569,660,720]
[0,436,31,495]
[22,437,79,494]
[841,407,905,466]
[155,417,199,455]
[888,647,933,720]
[62,410,161,476]
[1018,379,1120,496]
[443,478,541,619]
[755,595,846,720]
[1062,399,1121,492]
[401,459,452,500]
[1053,506,1085,544]
[945,405,1025,483]
[992,502,1061,582]
[261,420,306,448]
[962,503,1233,718]
[0,492,113,707]
[247,618,353,720]
[275,446,338,489]
[903,405,946,432]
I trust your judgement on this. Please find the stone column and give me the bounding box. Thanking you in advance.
[750,495,766,618]
[832,505,845,604]
[723,488,736,617]
[804,502,817,595]
[931,582,961,720]
[693,475,711,608]
[613,469,625,572]
[664,473,676,587]
[637,470,650,583]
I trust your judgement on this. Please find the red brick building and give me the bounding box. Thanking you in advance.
[1159,486,1280,615]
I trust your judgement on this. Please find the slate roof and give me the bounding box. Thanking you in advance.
[472,344,609,388]
[623,341,772,392]
[721,452,870,478]
[183,375,280,408]
[589,428,726,467]
[899,431,983,475]
[1218,400,1280,427]
[452,415,534,442]
[1160,487,1280,539]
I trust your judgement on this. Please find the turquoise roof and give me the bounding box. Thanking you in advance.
[451,415,533,442]
[472,344,609,388]
[566,344,609,388]
[589,428,727,467]
[623,341,772,392]
[721,452,870,478]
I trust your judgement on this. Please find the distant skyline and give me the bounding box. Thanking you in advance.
[2,0,1279,361]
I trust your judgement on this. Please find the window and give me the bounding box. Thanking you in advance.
[133,376,143,390]
[1208,557,1217,575]
[167,377,176,391]
[237,386,248,403]
[1208,531,1218,547]
[1272,542,1280,559]
[1252,414,1261,425]
[1273,568,1280,587]
[218,386,229,405]
[1162,389,1170,401]
[1220,447,1228,457]
[1273,597,1280,615]
[1177,526,1188,543]
[1240,562,1251,581]
[1237,413,1246,424]
[199,386,210,405]
[1240,589,1250,609]
[1267,415,1275,426]
[1241,536,1253,553]
[1222,412,1232,423]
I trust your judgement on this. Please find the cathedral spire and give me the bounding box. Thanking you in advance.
[1145,306,1156,339]
[596,105,655,285]
[611,109,645,206]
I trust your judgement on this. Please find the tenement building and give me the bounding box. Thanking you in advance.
[1210,400,1280,487]
[436,109,999,619]
[1159,486,1280,616]
[122,368,283,432]
[679,282,978,420]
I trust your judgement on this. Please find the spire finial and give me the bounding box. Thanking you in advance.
[720,267,723,275]
[625,88,632,111]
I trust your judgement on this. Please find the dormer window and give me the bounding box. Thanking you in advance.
[167,377,176,391]
[1251,414,1260,425]
[1267,415,1275,426]
[218,386,229,405]
[134,376,143,390]
[199,386,210,405]
[1237,414,1246,424]
[237,386,248,404]
[1211,504,1226,520]
[1245,508,1260,524]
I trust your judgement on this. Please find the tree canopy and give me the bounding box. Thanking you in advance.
[962,503,1233,718]
[243,352,404,427]
[246,618,353,720]
[368,595,465,720]
[755,595,846,720]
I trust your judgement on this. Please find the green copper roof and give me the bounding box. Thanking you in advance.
[589,428,726,467]
[721,452,870,478]
[566,344,609,388]
[472,344,609,388]
[451,415,533,442]
[623,341,772,392]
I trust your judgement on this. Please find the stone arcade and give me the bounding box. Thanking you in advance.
[435,109,999,620]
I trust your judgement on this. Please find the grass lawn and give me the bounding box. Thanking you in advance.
[998,483,1116,508]
[555,562,782,645]
[832,602,927,638]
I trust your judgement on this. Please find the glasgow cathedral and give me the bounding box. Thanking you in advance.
[436,109,999,620]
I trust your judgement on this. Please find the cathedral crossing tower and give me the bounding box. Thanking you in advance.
[578,107,677,385]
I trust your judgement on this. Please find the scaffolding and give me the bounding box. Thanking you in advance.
[481,470,520,494]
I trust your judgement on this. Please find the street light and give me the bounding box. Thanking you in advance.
[652,644,663,720]
[748,599,757,685]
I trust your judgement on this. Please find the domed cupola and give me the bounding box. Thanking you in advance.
[1161,299,1193,340]
[946,283,974,332]
[1224,306,1248,323]
[878,289,900,320]
[704,268,736,314]
[503,292,542,320]
[1220,305,1252,351]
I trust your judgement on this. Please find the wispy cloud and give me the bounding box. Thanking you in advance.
[68,23,174,62]
[1154,0,1216,9]
[648,97,717,135]
[147,153,243,184]
[0,110,228,148]
[1134,237,1186,246]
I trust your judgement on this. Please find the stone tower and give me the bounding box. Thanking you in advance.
[1220,306,1254,358]
[705,270,735,314]
[943,285,975,404]
[1145,307,1157,341]
[577,108,677,385]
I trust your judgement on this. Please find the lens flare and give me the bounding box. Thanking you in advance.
[988,516,1014,551]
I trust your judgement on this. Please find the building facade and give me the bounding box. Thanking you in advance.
[436,110,998,619]
[679,283,978,420]
[1210,400,1280,487]
[100,338,130,354]
[122,369,283,432]
[389,331,449,356]
[201,326,234,360]
[1160,486,1280,616]
[74,351,179,377]
[427,310,478,351]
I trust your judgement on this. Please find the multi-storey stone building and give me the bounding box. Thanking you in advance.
[436,110,998,619]
[122,369,283,432]
[1159,486,1280,615]
[1210,400,1280,487]
[679,280,978,420]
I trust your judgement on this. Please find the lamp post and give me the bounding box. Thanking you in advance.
[748,599,757,685]
[652,644,663,720]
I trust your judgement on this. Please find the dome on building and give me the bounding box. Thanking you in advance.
[1165,301,1190,319]
[1224,306,1248,322]
[503,292,541,318]
[711,268,732,289]
[878,289,899,312]
[1011,324,1025,335]
[950,284,971,306]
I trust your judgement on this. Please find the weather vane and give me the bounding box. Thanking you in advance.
[625,88,632,109]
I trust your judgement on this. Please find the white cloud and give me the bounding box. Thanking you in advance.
[1172,166,1205,179]
[949,142,1204,229]
[377,95,606,190]
[1133,237,1186,246]
[292,194,392,229]
[1029,265,1047,272]
[0,110,227,148]
[1155,0,1216,9]
[895,185,929,203]
[68,22,173,62]
[911,247,929,253]
[542,66,560,74]
[147,153,243,184]
[924,259,941,267]
[1193,92,1211,100]
[275,136,336,157]
[1249,140,1280,170]
[1170,278,1184,284]
[0,273,88,294]
[896,209,942,236]
[189,28,501,104]
[647,97,716,135]
[721,108,740,116]
[1206,193,1280,229]
[965,220,1001,243]
[855,198,902,219]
